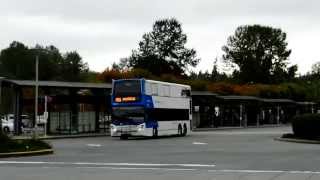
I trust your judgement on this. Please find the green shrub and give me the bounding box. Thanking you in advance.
[0,132,52,153]
[0,132,11,143]
[292,114,320,138]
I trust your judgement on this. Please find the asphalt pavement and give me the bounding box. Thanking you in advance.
[1,126,320,180]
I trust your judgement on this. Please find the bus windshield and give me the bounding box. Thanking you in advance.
[113,80,141,97]
[112,107,145,121]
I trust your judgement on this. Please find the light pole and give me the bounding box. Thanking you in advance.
[35,55,39,130]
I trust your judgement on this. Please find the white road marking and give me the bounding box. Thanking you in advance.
[192,142,208,145]
[0,161,215,168]
[1,161,320,174]
[42,166,60,169]
[77,166,196,171]
[208,169,320,174]
[86,144,102,147]
[204,131,291,135]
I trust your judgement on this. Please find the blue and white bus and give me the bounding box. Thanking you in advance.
[110,79,191,139]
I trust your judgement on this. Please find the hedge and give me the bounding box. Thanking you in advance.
[0,132,52,153]
[292,114,320,138]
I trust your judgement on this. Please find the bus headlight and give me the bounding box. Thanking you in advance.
[111,125,117,132]
[138,124,144,131]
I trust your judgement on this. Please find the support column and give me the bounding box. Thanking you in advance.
[239,104,243,127]
[256,113,260,127]
[94,96,100,133]
[244,106,247,128]
[0,80,2,132]
[14,87,22,135]
[69,88,79,134]
[276,106,280,125]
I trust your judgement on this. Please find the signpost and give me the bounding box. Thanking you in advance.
[43,96,49,137]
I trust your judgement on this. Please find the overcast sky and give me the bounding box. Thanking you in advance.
[1,0,319,74]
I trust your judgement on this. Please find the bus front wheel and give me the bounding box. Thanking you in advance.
[182,124,187,136]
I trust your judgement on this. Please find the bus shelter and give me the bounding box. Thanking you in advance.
[0,79,112,135]
[258,99,296,125]
[191,92,311,129]
[191,91,220,128]
[296,102,317,115]
[215,95,260,128]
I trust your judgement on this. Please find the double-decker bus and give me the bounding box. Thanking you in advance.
[110,79,191,139]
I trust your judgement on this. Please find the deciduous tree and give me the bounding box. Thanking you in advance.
[222,25,293,83]
[123,18,199,76]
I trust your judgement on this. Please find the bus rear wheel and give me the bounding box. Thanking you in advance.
[152,128,158,138]
[182,124,187,136]
[178,125,183,136]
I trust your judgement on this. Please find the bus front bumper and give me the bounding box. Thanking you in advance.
[110,125,151,137]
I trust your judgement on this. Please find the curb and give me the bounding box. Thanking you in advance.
[40,133,110,140]
[274,137,320,144]
[194,125,287,132]
[13,133,110,140]
[0,149,53,158]
[193,127,243,131]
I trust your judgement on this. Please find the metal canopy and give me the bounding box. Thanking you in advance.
[296,102,317,105]
[195,93,299,104]
[1,79,112,89]
[218,95,260,101]
[259,98,296,104]
[191,91,219,96]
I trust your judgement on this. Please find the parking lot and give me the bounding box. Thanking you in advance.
[1,126,320,180]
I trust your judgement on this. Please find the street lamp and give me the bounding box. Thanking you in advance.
[34,55,39,132]
[34,53,49,137]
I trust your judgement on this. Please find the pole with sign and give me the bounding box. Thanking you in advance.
[43,96,49,137]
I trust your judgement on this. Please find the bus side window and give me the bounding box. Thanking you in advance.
[164,85,170,97]
[151,83,158,95]
[159,85,164,96]
[145,83,152,95]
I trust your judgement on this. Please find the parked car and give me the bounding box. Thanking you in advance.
[1,115,14,133]
[1,114,31,133]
